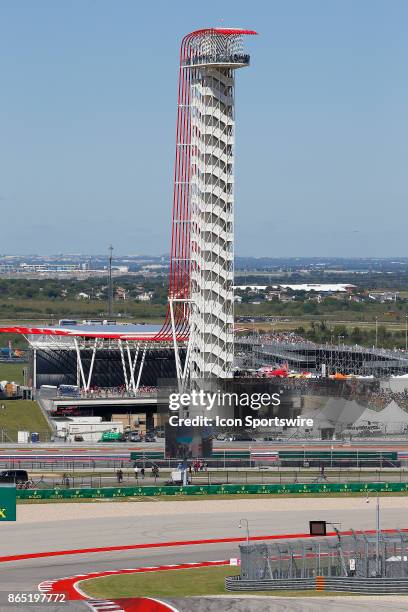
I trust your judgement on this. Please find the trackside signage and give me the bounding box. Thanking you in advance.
[0,485,16,521]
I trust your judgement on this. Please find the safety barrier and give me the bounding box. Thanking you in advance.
[16,480,408,500]
[225,575,316,591]
[225,574,408,594]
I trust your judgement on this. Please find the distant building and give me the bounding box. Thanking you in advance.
[115,286,127,300]
[280,283,356,293]
[234,285,270,292]
[369,292,399,303]
[235,283,356,294]
[265,291,282,301]
[136,292,153,302]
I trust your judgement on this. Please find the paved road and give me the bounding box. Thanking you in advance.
[163,596,408,611]
[2,497,408,556]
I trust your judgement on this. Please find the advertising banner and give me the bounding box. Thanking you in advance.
[0,485,16,521]
[16,481,408,501]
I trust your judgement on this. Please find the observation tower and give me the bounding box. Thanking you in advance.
[165,27,257,381]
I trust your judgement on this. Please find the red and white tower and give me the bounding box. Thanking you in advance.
[163,28,257,381]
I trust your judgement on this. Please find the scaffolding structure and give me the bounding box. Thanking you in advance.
[236,337,408,377]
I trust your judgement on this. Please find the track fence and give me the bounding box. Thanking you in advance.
[226,531,408,593]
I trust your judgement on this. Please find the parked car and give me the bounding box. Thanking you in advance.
[128,432,142,442]
[228,433,256,442]
[0,469,29,483]
[144,433,156,442]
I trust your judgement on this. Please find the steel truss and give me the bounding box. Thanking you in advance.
[27,335,186,391]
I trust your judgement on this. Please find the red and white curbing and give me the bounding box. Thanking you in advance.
[85,601,125,612]
[38,560,231,611]
[85,598,181,611]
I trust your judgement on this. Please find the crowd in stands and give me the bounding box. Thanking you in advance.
[367,387,408,411]
[237,331,314,346]
[260,331,314,345]
[57,385,158,398]
[275,378,408,412]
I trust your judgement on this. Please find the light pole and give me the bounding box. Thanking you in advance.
[366,491,381,576]
[376,316,379,348]
[239,518,250,544]
[108,244,114,318]
[405,314,407,351]
[375,491,380,576]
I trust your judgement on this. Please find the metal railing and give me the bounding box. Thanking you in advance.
[4,461,408,489]
[183,54,250,67]
[225,575,408,593]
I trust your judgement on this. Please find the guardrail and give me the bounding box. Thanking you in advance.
[16,480,408,500]
[225,575,316,591]
[225,574,408,593]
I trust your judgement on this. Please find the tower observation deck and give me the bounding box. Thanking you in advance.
[165,27,257,380]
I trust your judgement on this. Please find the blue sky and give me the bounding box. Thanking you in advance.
[1,1,407,256]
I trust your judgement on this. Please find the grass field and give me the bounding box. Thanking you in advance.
[0,299,167,320]
[0,400,51,441]
[80,565,355,599]
[0,362,26,384]
[81,566,238,598]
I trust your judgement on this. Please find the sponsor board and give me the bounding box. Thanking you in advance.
[0,485,16,521]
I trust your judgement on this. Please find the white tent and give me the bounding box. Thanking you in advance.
[352,400,408,434]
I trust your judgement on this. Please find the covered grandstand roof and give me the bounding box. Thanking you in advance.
[0,322,183,341]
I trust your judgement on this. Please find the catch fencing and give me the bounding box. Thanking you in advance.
[226,530,408,593]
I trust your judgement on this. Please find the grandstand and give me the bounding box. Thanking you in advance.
[235,334,408,377]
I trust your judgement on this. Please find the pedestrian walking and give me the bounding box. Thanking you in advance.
[134,465,139,481]
[116,469,123,484]
[140,467,145,479]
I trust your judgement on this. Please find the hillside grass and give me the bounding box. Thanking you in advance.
[0,400,51,441]
[0,362,26,384]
